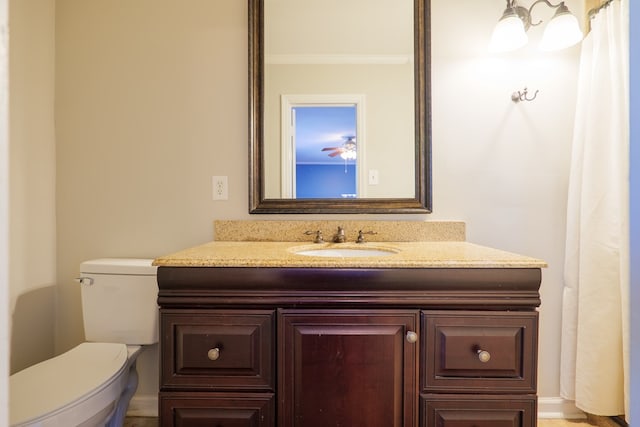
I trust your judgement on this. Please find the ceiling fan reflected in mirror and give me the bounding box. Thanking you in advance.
[321,136,357,160]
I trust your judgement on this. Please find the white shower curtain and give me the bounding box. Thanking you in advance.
[560,0,629,417]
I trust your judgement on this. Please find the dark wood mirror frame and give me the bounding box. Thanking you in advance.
[249,0,432,214]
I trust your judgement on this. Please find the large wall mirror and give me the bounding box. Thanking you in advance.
[249,0,431,213]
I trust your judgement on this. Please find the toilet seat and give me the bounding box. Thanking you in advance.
[10,342,130,426]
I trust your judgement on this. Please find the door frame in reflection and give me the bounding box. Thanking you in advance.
[280,94,366,198]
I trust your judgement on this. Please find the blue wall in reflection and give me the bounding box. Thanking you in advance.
[296,164,356,198]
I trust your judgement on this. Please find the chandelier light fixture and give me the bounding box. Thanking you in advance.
[339,137,357,160]
[489,0,584,53]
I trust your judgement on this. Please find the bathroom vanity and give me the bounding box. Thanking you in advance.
[155,221,545,427]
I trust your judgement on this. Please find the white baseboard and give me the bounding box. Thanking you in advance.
[538,397,587,419]
[127,394,158,417]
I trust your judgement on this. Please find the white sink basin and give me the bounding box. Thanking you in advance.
[294,247,397,258]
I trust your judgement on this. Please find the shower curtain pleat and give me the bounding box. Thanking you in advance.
[560,0,629,417]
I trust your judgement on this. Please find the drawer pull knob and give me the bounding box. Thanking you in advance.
[477,349,491,363]
[207,348,221,361]
[406,331,418,343]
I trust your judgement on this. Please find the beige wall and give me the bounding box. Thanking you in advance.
[54,0,249,408]
[8,0,57,374]
[1,0,10,421]
[432,0,582,404]
[0,0,584,417]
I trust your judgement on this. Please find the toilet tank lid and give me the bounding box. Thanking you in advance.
[80,258,157,275]
[9,342,128,425]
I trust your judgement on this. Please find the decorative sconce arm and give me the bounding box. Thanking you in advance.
[527,0,570,27]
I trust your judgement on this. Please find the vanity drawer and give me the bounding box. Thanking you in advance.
[421,394,536,427]
[422,311,537,393]
[161,309,274,390]
[160,392,275,427]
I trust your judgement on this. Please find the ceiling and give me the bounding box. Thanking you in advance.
[265,0,413,57]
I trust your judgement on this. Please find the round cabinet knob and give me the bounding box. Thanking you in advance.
[477,349,491,363]
[406,331,418,343]
[207,348,220,361]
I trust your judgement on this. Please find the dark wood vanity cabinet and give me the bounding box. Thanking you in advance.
[158,267,541,427]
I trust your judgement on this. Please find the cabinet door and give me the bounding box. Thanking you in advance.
[278,309,419,427]
[422,311,538,393]
[421,394,536,427]
[160,392,274,427]
[161,309,274,391]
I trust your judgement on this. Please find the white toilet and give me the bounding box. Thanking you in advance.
[10,258,158,427]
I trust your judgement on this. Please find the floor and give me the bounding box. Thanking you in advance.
[123,415,626,427]
[539,416,626,427]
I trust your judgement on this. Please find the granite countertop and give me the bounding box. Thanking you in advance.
[152,240,547,269]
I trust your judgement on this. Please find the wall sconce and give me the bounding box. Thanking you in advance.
[490,0,584,53]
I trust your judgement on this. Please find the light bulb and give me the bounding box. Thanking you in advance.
[489,10,528,53]
[539,8,583,51]
[340,150,356,160]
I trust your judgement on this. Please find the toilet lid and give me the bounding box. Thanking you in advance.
[10,342,128,425]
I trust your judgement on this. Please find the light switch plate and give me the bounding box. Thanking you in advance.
[368,169,379,185]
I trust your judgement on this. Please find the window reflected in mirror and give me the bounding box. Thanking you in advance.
[280,99,361,198]
[294,105,358,199]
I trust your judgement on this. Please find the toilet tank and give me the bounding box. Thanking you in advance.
[79,258,158,345]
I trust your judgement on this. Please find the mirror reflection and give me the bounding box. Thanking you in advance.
[249,0,431,213]
[291,104,358,199]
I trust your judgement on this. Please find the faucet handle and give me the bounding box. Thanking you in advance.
[304,230,324,243]
[356,230,377,244]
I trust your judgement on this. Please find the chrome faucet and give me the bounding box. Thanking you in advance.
[333,226,346,243]
[304,230,324,243]
[356,230,377,243]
